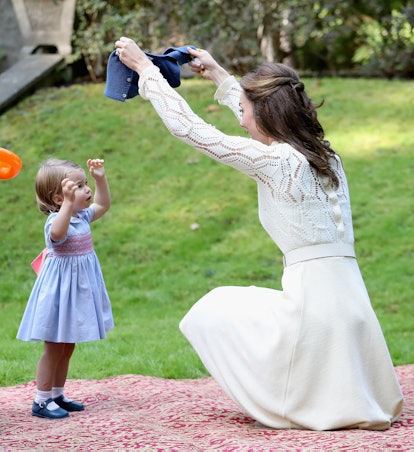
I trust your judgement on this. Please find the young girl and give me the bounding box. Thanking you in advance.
[17,158,113,419]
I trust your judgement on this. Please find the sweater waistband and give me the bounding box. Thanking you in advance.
[283,243,356,267]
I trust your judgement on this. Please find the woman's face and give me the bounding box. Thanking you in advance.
[239,91,271,145]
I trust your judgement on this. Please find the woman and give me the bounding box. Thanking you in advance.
[114,37,403,430]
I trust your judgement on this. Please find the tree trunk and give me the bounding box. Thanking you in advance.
[257,3,294,66]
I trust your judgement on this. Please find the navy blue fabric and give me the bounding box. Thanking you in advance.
[104,45,195,102]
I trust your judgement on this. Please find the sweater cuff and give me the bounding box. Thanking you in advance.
[138,64,161,100]
[214,76,238,102]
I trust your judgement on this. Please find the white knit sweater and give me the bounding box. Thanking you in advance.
[138,65,354,255]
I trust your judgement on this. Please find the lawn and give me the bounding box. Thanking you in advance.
[0,76,413,387]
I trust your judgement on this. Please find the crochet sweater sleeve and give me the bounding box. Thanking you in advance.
[138,66,279,180]
[138,65,355,253]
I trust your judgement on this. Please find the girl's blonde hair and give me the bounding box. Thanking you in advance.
[35,158,82,215]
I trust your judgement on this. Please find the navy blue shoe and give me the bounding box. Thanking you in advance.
[32,399,69,419]
[54,395,85,412]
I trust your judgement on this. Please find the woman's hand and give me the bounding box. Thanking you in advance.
[187,47,231,86]
[115,37,153,74]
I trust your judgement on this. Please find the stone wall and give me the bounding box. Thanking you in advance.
[0,0,24,72]
[0,0,76,73]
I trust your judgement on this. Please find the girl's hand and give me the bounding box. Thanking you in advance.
[61,178,77,203]
[87,159,105,179]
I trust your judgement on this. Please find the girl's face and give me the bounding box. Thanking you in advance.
[239,91,271,145]
[66,169,93,214]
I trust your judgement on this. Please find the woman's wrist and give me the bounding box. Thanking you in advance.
[210,67,231,87]
[134,58,153,75]
[129,49,153,75]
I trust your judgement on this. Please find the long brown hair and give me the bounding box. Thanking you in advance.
[240,63,339,188]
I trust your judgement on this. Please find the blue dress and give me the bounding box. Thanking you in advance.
[17,207,114,343]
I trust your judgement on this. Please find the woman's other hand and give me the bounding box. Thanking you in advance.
[115,37,153,74]
[187,47,231,86]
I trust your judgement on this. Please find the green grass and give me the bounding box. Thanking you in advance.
[0,77,413,387]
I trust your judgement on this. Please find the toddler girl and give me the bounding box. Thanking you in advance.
[17,158,113,419]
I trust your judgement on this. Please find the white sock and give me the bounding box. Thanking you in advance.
[52,387,64,399]
[35,390,52,404]
[52,386,72,402]
[34,390,60,410]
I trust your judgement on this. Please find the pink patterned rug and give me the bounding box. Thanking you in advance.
[1,365,413,450]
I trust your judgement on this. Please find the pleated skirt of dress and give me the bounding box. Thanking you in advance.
[17,253,114,343]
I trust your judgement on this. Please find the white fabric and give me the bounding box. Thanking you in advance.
[45,401,60,411]
[52,387,64,399]
[35,390,52,404]
[139,67,403,430]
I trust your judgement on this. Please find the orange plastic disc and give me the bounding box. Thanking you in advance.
[0,147,22,180]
